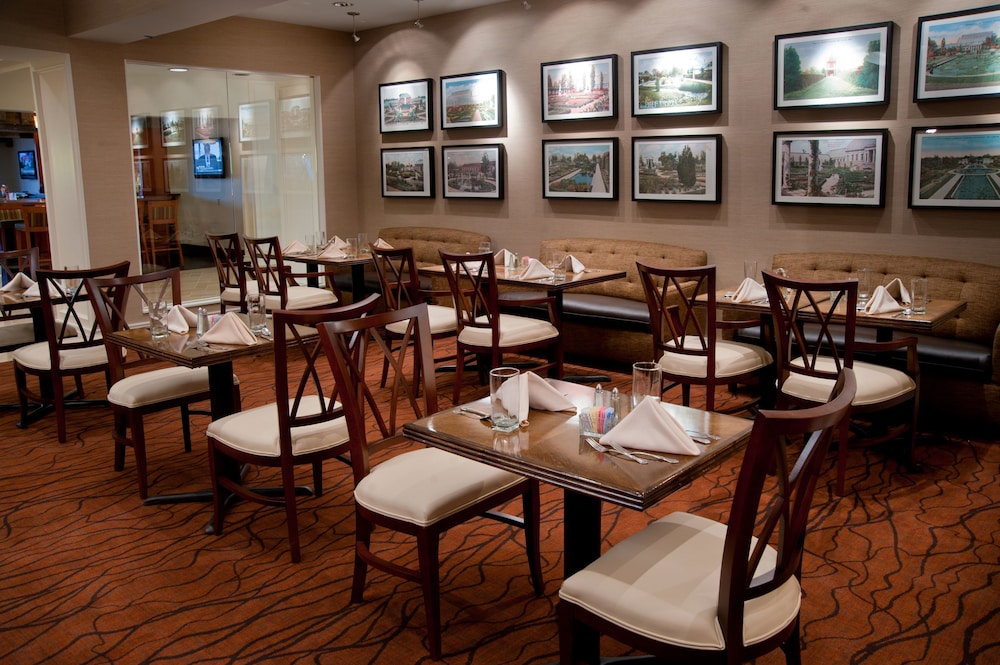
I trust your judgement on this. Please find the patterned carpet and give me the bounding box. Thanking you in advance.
[0,353,997,664]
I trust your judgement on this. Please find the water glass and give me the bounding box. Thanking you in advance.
[743,259,757,281]
[632,361,662,408]
[856,268,871,309]
[247,293,267,333]
[478,241,492,255]
[910,278,928,314]
[489,367,521,432]
[344,239,356,259]
[357,233,369,254]
[149,299,169,339]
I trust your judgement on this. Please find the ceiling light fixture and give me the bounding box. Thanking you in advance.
[169,67,189,72]
[349,11,360,42]
[414,0,424,29]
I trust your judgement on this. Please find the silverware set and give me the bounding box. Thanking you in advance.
[586,437,678,464]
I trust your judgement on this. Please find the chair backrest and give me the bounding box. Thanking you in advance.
[370,245,422,311]
[206,232,249,304]
[719,367,855,650]
[146,199,178,223]
[318,302,438,485]
[270,293,382,458]
[22,206,48,230]
[438,249,500,341]
[637,261,715,366]
[86,268,183,381]
[0,247,39,283]
[243,235,289,307]
[762,269,859,388]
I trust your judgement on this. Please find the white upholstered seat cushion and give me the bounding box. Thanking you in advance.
[206,394,348,457]
[13,340,110,371]
[658,338,773,379]
[108,366,237,408]
[355,447,525,527]
[457,313,558,348]
[0,322,37,351]
[559,511,801,651]
[782,357,914,406]
[221,279,258,305]
[386,303,456,336]
[263,285,338,311]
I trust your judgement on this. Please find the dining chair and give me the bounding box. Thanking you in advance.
[205,294,381,563]
[205,232,258,313]
[12,261,131,443]
[15,205,51,269]
[86,267,241,500]
[761,270,920,497]
[144,199,184,268]
[559,367,856,665]
[318,302,543,660]
[637,261,774,413]
[438,249,562,405]
[243,235,341,312]
[0,247,40,352]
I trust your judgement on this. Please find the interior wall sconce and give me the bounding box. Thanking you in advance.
[414,0,424,28]
[349,11,360,42]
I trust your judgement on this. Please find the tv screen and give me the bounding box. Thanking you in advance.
[192,138,225,178]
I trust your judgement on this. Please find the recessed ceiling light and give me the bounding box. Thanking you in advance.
[169,67,188,72]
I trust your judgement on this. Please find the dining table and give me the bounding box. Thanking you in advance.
[283,250,373,304]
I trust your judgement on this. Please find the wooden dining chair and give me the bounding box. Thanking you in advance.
[143,199,184,268]
[637,262,774,413]
[318,302,543,660]
[243,235,341,312]
[205,232,257,313]
[438,249,562,405]
[761,270,920,497]
[15,205,51,269]
[559,368,856,665]
[0,247,41,352]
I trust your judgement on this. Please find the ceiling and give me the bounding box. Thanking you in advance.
[243,0,512,34]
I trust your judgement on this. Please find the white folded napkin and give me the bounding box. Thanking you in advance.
[23,282,40,298]
[494,248,516,263]
[318,244,347,259]
[373,238,393,249]
[559,254,586,273]
[165,304,197,334]
[864,285,905,314]
[514,372,577,422]
[732,277,767,303]
[884,278,911,304]
[282,240,308,255]
[599,396,700,455]
[1,273,36,292]
[520,258,554,280]
[199,312,258,345]
[329,235,350,251]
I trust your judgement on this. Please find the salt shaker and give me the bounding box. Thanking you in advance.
[196,307,209,337]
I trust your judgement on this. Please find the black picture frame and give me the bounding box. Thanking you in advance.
[908,123,1000,209]
[540,54,618,122]
[379,78,433,134]
[914,4,1000,102]
[542,138,618,200]
[17,151,37,179]
[381,147,435,198]
[632,135,722,203]
[772,129,888,207]
[440,70,504,130]
[442,144,504,199]
[631,43,722,116]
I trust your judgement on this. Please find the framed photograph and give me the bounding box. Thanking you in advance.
[160,109,186,147]
[440,70,504,130]
[192,106,218,140]
[772,129,888,207]
[541,54,618,122]
[775,22,892,109]
[17,150,37,179]
[133,158,152,194]
[279,96,313,138]
[379,79,433,133]
[164,158,189,194]
[442,144,504,199]
[908,123,1000,209]
[632,135,721,203]
[130,115,149,149]
[542,138,618,200]
[381,147,435,198]
[238,101,272,142]
[631,43,722,116]
[915,5,1000,102]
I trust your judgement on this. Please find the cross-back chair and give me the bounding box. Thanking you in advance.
[761,269,920,496]
[0,247,40,352]
[205,232,257,313]
[638,261,774,413]
[243,235,341,312]
[15,205,51,269]
[318,302,543,660]
[559,368,856,665]
[144,199,184,268]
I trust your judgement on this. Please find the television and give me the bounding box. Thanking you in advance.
[192,137,225,178]
[17,150,37,179]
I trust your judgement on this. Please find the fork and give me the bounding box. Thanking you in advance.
[587,438,678,464]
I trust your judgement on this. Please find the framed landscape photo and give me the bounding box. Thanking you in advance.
[908,123,1000,209]
[192,106,219,140]
[633,135,721,203]
[381,147,435,198]
[440,70,503,130]
[631,43,722,116]
[914,5,1000,102]
[130,115,149,149]
[541,54,618,122]
[238,102,272,142]
[164,157,189,194]
[775,22,892,109]
[442,144,504,199]
[279,96,313,138]
[379,79,433,133]
[542,138,618,200]
[160,109,186,147]
[772,129,888,207]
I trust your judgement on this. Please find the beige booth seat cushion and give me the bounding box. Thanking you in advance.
[207,395,348,457]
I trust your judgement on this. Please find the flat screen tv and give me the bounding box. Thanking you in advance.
[192,137,225,178]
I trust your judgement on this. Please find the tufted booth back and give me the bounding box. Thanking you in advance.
[377,226,491,267]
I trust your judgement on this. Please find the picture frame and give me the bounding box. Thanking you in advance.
[914,5,1000,102]
[160,109,186,147]
[908,123,1000,209]
[631,43,722,116]
[541,54,618,122]
[192,106,219,140]
[440,70,504,130]
[632,135,722,203]
[130,115,149,149]
[542,138,618,200]
[772,129,888,207]
[133,158,152,194]
[381,147,435,198]
[238,101,272,142]
[17,150,37,179]
[164,157,189,194]
[775,22,892,109]
[442,144,504,199]
[279,96,313,138]
[379,78,433,133]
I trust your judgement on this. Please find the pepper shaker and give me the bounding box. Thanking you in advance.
[196,307,209,337]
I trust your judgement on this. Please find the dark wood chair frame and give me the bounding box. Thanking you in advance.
[205,232,253,313]
[243,235,342,310]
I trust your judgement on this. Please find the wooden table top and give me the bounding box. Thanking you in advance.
[283,251,373,268]
[420,263,626,292]
[105,327,272,369]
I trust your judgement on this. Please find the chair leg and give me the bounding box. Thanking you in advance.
[780,617,803,665]
[207,442,228,536]
[522,480,544,596]
[113,414,127,473]
[351,515,373,603]
[416,530,443,660]
[452,349,466,405]
[130,413,149,500]
[282,465,302,563]
[54,374,68,444]
[312,461,324,497]
[835,415,851,497]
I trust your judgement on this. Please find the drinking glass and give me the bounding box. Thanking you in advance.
[632,361,662,408]
[344,239,356,259]
[478,241,492,255]
[910,278,928,314]
[743,259,757,281]
[489,367,520,432]
[247,293,267,333]
[357,233,369,254]
[149,299,169,339]
[62,265,81,295]
[546,249,566,282]
[856,268,871,310]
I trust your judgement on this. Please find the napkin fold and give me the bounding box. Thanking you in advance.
[329,235,350,250]
[282,240,308,255]
[494,248,516,263]
[199,312,258,345]
[0,273,36,292]
[599,396,700,455]
[864,285,905,314]
[318,244,347,259]
[23,282,40,298]
[520,258,554,280]
[372,238,393,249]
[515,372,577,422]
[884,277,911,304]
[165,304,197,334]
[732,277,767,303]
[559,254,586,273]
